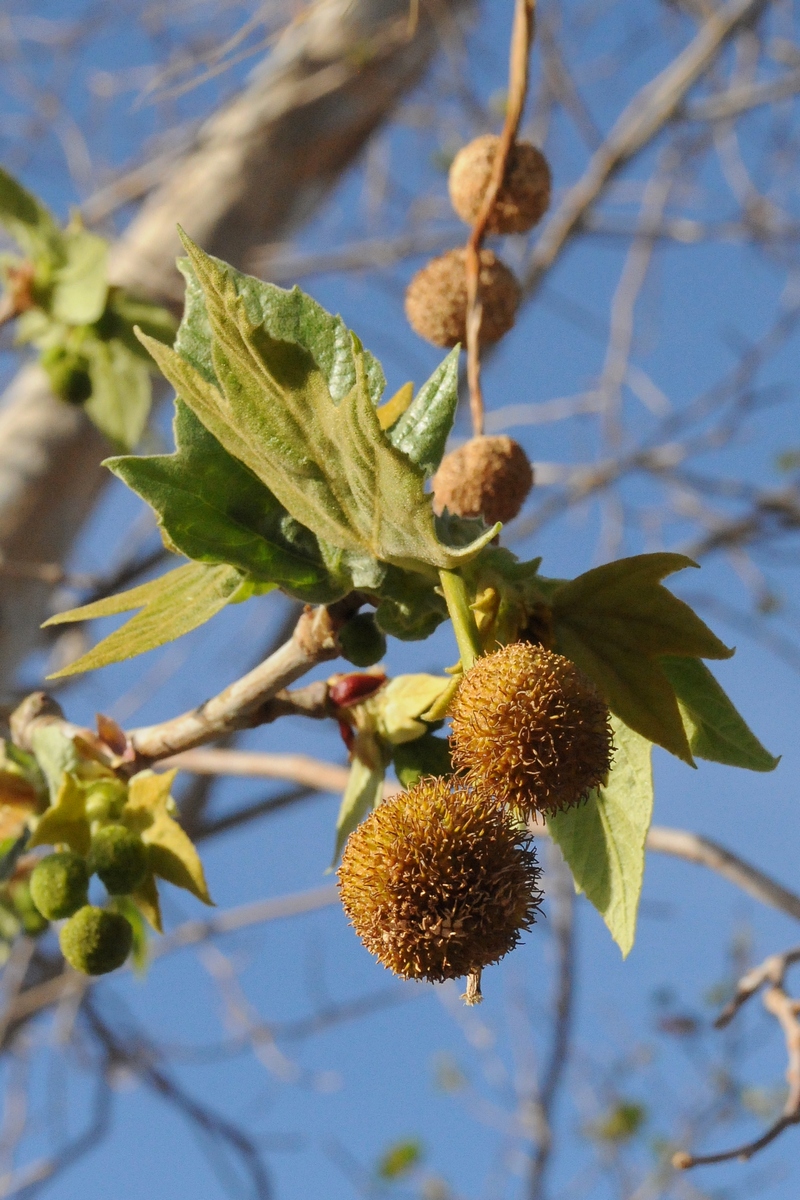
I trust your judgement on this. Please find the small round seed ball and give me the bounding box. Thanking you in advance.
[59,906,133,975]
[450,642,613,818]
[449,135,551,234]
[404,248,520,348]
[84,779,128,823]
[339,612,387,668]
[88,825,148,895]
[10,881,50,937]
[433,435,533,525]
[29,852,89,921]
[338,777,542,983]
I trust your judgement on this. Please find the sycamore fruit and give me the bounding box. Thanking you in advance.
[88,824,148,894]
[433,435,533,525]
[448,134,551,234]
[59,905,133,975]
[29,851,89,921]
[449,642,613,818]
[404,248,520,348]
[338,777,542,987]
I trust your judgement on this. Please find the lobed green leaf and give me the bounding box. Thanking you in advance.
[44,562,243,677]
[551,554,732,763]
[661,655,779,772]
[548,717,653,957]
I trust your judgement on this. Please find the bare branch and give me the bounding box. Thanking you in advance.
[674,943,800,1169]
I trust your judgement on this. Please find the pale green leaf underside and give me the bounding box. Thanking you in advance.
[553,554,733,765]
[45,562,242,677]
[548,717,653,958]
[140,237,494,574]
[661,655,779,772]
[331,756,385,868]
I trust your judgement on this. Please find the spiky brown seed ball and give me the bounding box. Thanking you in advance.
[450,643,613,818]
[338,777,542,983]
[449,135,551,234]
[433,435,533,525]
[404,248,520,348]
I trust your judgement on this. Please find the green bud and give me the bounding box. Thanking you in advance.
[30,852,89,920]
[59,905,133,975]
[88,824,148,894]
[10,880,49,937]
[41,344,92,405]
[84,779,128,823]
[339,612,387,668]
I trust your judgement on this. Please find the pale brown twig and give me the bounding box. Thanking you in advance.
[674,945,800,1168]
[465,0,535,437]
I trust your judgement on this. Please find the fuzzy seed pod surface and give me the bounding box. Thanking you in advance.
[88,824,148,894]
[450,642,613,817]
[59,906,133,975]
[433,435,533,525]
[449,135,551,234]
[30,851,89,920]
[404,248,520,348]
[338,777,542,982]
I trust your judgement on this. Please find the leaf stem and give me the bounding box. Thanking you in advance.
[439,570,481,672]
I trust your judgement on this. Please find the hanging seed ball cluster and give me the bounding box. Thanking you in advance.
[24,780,156,976]
[404,133,550,349]
[338,777,542,984]
[433,434,533,525]
[405,249,519,348]
[450,642,614,819]
[449,134,551,234]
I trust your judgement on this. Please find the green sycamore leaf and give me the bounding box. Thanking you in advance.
[661,655,779,772]
[366,674,452,745]
[122,769,212,908]
[0,167,63,264]
[386,348,460,477]
[392,734,452,789]
[29,772,92,855]
[137,236,496,575]
[43,562,243,678]
[50,224,108,325]
[84,336,152,449]
[107,400,355,602]
[550,554,733,764]
[548,717,653,958]
[330,735,388,867]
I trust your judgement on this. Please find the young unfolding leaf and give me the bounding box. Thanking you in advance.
[367,674,452,745]
[44,562,244,677]
[551,554,733,764]
[661,655,779,772]
[122,770,212,914]
[108,401,358,602]
[0,167,63,264]
[548,718,653,958]
[29,773,93,856]
[385,348,460,477]
[138,237,496,575]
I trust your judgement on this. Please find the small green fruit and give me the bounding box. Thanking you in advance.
[88,824,148,894]
[59,906,133,975]
[339,613,387,668]
[30,852,89,920]
[84,779,128,823]
[10,881,50,937]
[41,345,93,405]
